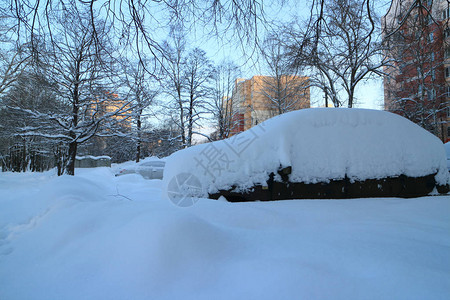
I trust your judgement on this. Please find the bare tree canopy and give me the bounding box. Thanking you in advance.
[3,4,132,175]
[6,0,441,175]
[210,59,241,140]
[259,34,310,115]
[284,0,386,108]
[122,58,159,162]
[6,0,273,68]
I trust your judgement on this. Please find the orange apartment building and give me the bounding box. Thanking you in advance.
[383,0,449,142]
[88,91,131,128]
[84,91,132,155]
[227,75,310,135]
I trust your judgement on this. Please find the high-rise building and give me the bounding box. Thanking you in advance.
[226,75,310,135]
[88,91,131,128]
[383,0,449,142]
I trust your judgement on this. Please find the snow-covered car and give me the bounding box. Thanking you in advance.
[116,161,166,179]
[163,108,449,202]
[444,142,450,171]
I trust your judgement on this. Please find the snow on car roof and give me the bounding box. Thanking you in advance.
[163,108,448,197]
[444,142,450,159]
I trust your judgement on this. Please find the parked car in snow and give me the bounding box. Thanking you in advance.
[163,108,449,201]
[115,160,166,179]
[444,142,450,171]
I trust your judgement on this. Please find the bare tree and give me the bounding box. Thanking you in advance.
[162,27,188,148]
[7,0,270,77]
[259,35,310,115]
[0,10,31,97]
[286,0,386,108]
[184,47,214,146]
[0,43,30,96]
[0,69,61,172]
[210,59,241,140]
[123,59,159,162]
[162,26,215,147]
[12,4,130,175]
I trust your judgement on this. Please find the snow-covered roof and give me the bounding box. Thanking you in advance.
[163,108,449,197]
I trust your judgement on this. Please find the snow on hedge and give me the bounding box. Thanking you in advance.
[163,108,449,197]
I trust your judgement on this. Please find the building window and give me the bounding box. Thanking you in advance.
[415,30,421,40]
[447,126,450,137]
[431,52,435,62]
[446,67,450,78]
[447,86,450,97]
[432,69,436,80]
[427,89,436,101]
[445,28,450,39]
[443,7,450,20]
[239,114,244,132]
[428,32,434,42]
[397,12,403,24]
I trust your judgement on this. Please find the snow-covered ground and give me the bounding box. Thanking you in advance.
[1,167,449,299]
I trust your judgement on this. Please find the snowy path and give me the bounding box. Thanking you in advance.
[0,168,449,299]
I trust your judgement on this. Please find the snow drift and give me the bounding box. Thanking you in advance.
[163,108,449,199]
[1,169,450,299]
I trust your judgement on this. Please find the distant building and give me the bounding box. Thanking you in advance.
[88,91,131,128]
[227,75,310,135]
[83,91,132,157]
[383,0,449,142]
[319,101,335,108]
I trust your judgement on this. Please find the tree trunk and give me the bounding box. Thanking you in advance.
[65,74,79,176]
[187,94,194,147]
[136,114,142,163]
[22,139,27,172]
[65,140,77,175]
[348,88,355,108]
[218,116,225,140]
[178,89,186,147]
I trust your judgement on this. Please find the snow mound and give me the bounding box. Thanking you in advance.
[444,142,450,159]
[1,169,450,299]
[163,108,449,197]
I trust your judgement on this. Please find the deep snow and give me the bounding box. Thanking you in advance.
[0,167,449,300]
[163,108,449,198]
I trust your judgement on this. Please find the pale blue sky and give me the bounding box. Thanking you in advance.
[184,0,389,110]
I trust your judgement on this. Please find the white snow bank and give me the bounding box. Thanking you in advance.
[111,156,166,173]
[444,142,450,170]
[0,170,449,299]
[163,108,448,197]
[444,142,450,158]
[75,155,111,160]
